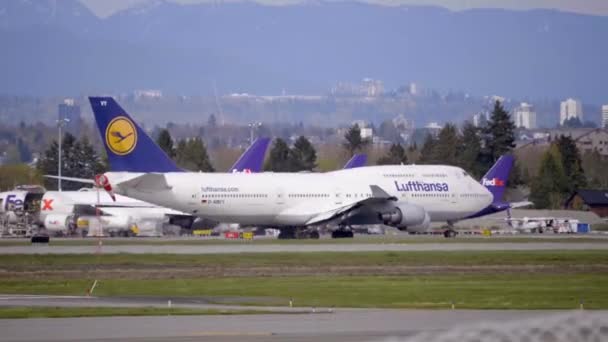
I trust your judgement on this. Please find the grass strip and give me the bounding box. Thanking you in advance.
[1,250,607,268]
[1,274,606,310]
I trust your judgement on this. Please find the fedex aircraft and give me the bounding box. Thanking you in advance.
[464,155,532,220]
[70,97,497,239]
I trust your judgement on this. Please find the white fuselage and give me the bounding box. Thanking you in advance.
[107,165,493,227]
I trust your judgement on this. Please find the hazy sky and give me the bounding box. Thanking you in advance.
[79,0,608,18]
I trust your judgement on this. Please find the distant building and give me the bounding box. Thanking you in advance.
[331,79,384,97]
[58,99,82,135]
[564,190,608,217]
[360,127,373,140]
[425,122,443,137]
[602,105,608,128]
[560,98,583,125]
[392,115,414,131]
[134,89,163,100]
[361,78,384,97]
[346,121,373,140]
[514,102,537,129]
[547,128,608,157]
[409,82,418,96]
[472,112,489,128]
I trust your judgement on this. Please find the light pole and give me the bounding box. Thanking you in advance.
[248,122,262,145]
[56,118,70,192]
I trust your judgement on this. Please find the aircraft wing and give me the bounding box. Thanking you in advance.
[99,206,188,217]
[115,173,172,193]
[304,185,396,226]
[44,175,95,184]
[509,201,533,208]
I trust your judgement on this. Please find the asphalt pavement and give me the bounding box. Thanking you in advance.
[1,241,607,254]
[3,305,601,342]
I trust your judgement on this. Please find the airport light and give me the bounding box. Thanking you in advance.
[56,117,70,192]
[248,122,262,145]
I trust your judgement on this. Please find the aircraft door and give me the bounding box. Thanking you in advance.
[275,188,286,206]
[334,188,343,205]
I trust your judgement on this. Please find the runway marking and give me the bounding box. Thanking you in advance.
[189,331,274,336]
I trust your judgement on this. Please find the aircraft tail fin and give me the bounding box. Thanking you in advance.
[481,155,514,203]
[343,154,367,169]
[230,137,271,173]
[89,97,182,173]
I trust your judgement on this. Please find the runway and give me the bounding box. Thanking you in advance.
[1,295,607,341]
[2,307,602,341]
[1,241,607,254]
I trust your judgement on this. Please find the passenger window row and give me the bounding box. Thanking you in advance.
[205,193,268,198]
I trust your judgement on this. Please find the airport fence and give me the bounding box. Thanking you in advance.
[396,311,607,342]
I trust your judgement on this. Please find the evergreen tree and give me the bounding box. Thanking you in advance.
[73,136,105,177]
[529,145,568,209]
[377,144,408,165]
[290,136,317,171]
[264,138,292,172]
[156,129,175,158]
[175,138,214,172]
[418,133,437,164]
[406,143,420,164]
[37,133,104,191]
[483,101,516,162]
[562,117,583,128]
[582,149,608,188]
[555,135,587,192]
[508,159,525,188]
[343,124,370,157]
[433,123,460,165]
[459,121,484,178]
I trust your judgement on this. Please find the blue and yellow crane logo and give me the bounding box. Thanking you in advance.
[106,116,137,155]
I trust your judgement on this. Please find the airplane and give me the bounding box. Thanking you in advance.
[462,155,532,220]
[60,96,493,239]
[39,137,272,236]
[0,186,45,236]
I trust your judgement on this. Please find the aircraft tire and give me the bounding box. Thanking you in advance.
[444,229,457,238]
[331,230,353,239]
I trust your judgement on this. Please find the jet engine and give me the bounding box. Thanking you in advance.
[43,214,72,234]
[379,203,429,231]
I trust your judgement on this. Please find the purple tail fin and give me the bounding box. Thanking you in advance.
[230,137,271,173]
[343,154,367,169]
[481,155,514,203]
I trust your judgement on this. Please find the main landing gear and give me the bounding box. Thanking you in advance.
[278,227,320,239]
[331,226,354,239]
[443,221,458,238]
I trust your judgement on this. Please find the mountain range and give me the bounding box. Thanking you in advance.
[1,0,607,105]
